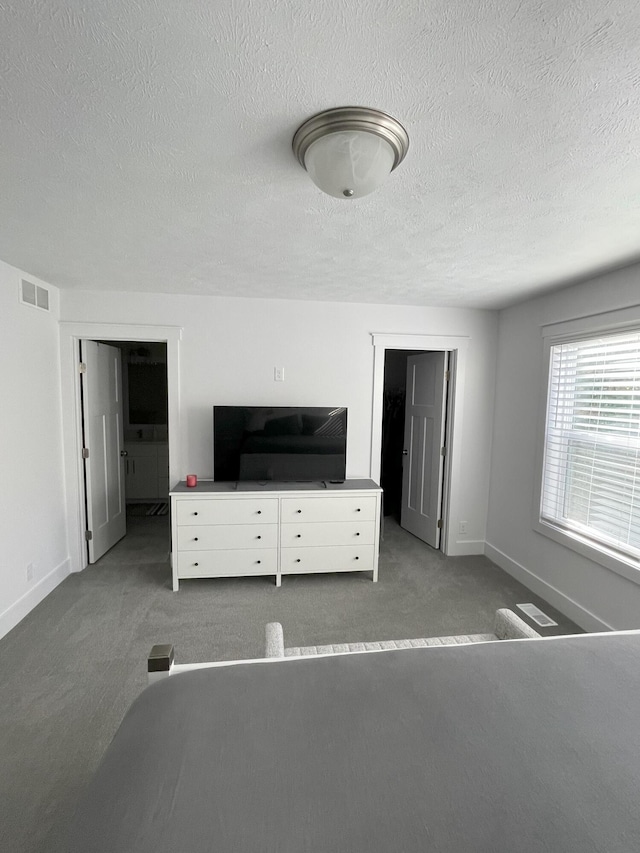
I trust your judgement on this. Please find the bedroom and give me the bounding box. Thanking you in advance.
[1,1,640,850]
[3,264,639,634]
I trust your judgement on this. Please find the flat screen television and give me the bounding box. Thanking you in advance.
[213,406,347,482]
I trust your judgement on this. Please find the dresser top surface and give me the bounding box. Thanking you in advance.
[171,479,380,496]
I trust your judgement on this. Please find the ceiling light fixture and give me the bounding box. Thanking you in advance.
[292,106,409,199]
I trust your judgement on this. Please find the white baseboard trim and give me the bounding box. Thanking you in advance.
[484,542,613,633]
[449,539,485,556]
[0,557,71,640]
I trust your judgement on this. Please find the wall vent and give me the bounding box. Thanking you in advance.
[20,279,49,311]
[516,603,558,627]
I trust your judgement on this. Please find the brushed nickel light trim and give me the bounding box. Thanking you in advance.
[292,106,409,172]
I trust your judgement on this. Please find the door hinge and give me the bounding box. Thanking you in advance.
[85,530,93,541]
[437,519,443,529]
[441,446,446,456]
[79,362,87,374]
[444,369,450,381]
[82,447,90,459]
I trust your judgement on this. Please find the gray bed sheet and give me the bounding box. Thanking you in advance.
[68,633,640,852]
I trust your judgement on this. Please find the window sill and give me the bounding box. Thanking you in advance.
[533,518,640,587]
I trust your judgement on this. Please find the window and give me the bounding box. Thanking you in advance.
[540,329,640,566]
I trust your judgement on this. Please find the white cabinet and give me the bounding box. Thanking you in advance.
[124,452,157,500]
[170,481,382,591]
[124,443,169,501]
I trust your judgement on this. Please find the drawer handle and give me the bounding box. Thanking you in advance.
[257,535,262,539]
[194,537,199,541]
[355,532,360,536]
[193,511,198,516]
[296,534,301,538]
[296,509,302,514]
[356,508,361,512]
[296,558,301,563]
[355,556,359,560]
[257,560,261,564]
[194,562,199,566]
[257,510,262,515]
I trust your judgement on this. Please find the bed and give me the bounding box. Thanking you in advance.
[68,631,640,852]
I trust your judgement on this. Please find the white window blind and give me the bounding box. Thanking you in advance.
[541,330,640,563]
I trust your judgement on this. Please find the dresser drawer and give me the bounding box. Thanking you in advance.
[281,496,377,524]
[177,549,277,578]
[178,524,277,551]
[175,498,278,526]
[281,545,375,574]
[280,521,376,548]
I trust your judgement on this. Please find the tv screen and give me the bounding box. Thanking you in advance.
[214,406,347,482]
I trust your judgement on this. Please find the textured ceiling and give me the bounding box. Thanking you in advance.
[2,1,640,309]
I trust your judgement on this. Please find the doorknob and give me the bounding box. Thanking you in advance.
[120,450,128,457]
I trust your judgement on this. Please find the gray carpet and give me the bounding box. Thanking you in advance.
[0,515,580,853]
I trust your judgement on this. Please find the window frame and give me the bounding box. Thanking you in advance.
[533,307,640,587]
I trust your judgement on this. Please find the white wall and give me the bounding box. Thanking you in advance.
[60,290,498,555]
[0,260,69,639]
[486,265,640,631]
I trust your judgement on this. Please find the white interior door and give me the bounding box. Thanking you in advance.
[81,341,126,562]
[400,352,448,548]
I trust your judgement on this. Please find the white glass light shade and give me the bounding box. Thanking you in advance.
[303,130,396,199]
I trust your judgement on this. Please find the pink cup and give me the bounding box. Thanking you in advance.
[186,474,198,487]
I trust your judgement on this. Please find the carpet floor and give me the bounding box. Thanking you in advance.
[0,515,580,853]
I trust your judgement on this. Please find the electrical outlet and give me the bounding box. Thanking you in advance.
[274,366,285,382]
[458,521,468,535]
[26,562,34,583]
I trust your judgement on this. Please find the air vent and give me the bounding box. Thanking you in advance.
[20,279,50,312]
[21,279,37,306]
[36,285,49,310]
[516,603,558,627]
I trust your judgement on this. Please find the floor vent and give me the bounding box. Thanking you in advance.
[20,279,50,311]
[516,603,558,627]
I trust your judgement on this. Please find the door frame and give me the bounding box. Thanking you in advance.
[60,322,182,573]
[370,333,469,557]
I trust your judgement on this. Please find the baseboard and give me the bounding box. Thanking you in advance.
[449,539,485,556]
[484,542,613,632]
[0,558,71,641]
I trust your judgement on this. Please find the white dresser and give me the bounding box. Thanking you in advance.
[170,480,382,590]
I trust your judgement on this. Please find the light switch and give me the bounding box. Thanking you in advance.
[274,367,285,381]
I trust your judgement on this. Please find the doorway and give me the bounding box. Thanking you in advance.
[370,332,469,558]
[61,321,181,575]
[113,341,169,511]
[80,339,170,564]
[381,349,450,549]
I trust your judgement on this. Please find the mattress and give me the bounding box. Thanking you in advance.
[68,633,640,852]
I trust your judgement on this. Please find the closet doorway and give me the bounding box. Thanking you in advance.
[370,332,468,557]
[381,349,450,550]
